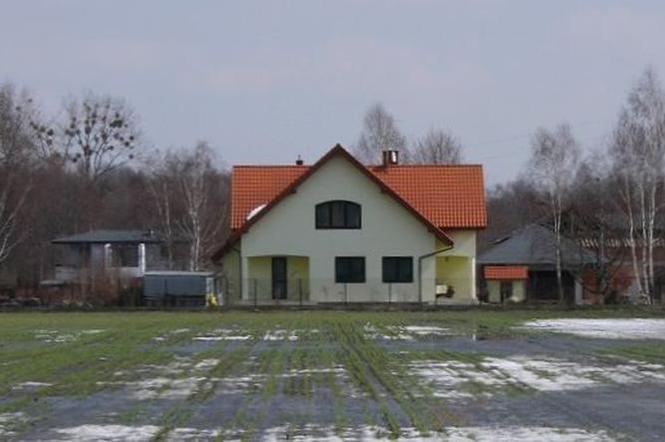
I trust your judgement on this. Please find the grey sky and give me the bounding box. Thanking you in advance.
[2,1,664,184]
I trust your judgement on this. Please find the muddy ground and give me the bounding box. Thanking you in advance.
[1,312,664,441]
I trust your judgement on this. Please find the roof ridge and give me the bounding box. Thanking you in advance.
[369,164,484,168]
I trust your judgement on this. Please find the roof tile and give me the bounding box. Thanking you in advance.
[484,266,529,280]
[231,162,486,230]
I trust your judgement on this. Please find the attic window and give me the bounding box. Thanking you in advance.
[316,201,361,229]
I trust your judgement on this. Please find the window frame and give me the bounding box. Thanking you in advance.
[382,256,414,283]
[335,256,366,283]
[315,200,361,229]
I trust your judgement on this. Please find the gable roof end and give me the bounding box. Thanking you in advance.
[212,144,457,260]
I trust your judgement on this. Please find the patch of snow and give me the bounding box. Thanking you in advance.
[412,355,665,397]
[363,323,450,340]
[166,428,221,441]
[263,329,298,341]
[54,424,159,441]
[12,381,52,390]
[404,325,450,336]
[260,424,618,441]
[193,328,251,341]
[34,329,105,344]
[0,412,27,438]
[445,425,617,441]
[521,318,665,340]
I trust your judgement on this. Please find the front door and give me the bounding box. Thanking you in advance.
[272,257,287,300]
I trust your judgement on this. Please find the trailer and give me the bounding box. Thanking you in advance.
[143,271,219,307]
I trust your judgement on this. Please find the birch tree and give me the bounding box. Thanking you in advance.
[528,124,580,304]
[354,103,407,164]
[0,84,37,265]
[147,152,181,269]
[610,67,665,304]
[177,143,229,270]
[411,128,463,164]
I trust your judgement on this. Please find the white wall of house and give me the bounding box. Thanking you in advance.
[234,155,478,304]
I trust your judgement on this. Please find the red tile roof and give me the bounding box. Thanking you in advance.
[214,145,486,260]
[369,165,486,230]
[231,166,307,230]
[484,266,529,280]
[230,149,486,231]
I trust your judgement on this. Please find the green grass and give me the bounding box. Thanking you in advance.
[0,308,663,439]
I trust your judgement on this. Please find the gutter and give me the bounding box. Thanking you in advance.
[418,244,454,304]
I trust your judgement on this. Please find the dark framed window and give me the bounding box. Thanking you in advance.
[382,257,413,283]
[114,245,139,267]
[316,201,361,229]
[335,257,365,283]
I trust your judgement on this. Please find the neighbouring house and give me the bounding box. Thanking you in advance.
[478,223,595,304]
[212,144,487,305]
[51,230,164,284]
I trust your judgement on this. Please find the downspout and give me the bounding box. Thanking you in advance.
[418,243,454,304]
[232,245,242,302]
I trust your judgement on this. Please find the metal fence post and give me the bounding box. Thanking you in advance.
[344,283,348,305]
[253,278,258,308]
[388,283,392,305]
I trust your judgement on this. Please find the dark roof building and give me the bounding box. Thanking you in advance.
[478,223,595,268]
[52,230,163,245]
[478,224,595,304]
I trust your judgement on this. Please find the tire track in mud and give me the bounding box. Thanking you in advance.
[334,321,462,438]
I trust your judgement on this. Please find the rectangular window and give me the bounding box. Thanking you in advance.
[115,245,139,267]
[335,257,365,283]
[382,257,413,283]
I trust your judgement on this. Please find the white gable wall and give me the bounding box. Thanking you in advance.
[239,156,451,303]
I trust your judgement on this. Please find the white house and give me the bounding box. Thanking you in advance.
[213,145,486,305]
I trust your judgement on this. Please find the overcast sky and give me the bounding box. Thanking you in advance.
[2,1,665,184]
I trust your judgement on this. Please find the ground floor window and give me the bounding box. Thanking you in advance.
[335,257,365,283]
[114,245,139,267]
[382,257,413,283]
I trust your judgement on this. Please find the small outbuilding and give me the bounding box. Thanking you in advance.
[143,271,218,306]
[483,265,528,303]
[478,224,595,304]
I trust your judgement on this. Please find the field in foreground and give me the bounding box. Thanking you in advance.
[1,309,665,441]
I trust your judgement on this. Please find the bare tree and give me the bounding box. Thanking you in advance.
[147,152,181,269]
[610,67,665,304]
[0,84,37,265]
[528,124,580,303]
[354,102,407,164]
[569,152,628,302]
[149,143,229,271]
[59,93,140,182]
[411,128,463,164]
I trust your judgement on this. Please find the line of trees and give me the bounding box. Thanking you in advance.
[485,67,665,304]
[0,85,229,288]
[3,66,665,304]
